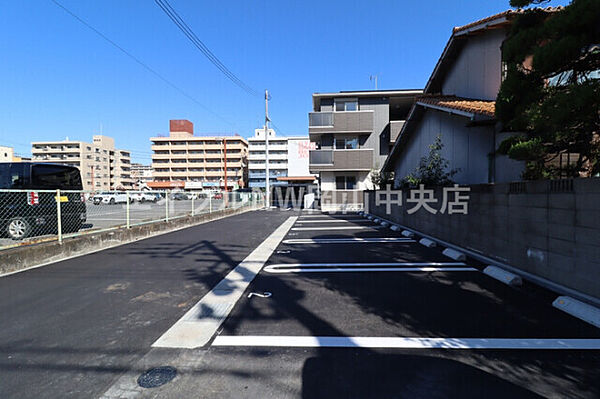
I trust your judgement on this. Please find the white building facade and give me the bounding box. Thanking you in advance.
[247,128,315,189]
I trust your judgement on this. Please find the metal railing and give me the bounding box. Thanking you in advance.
[309,112,334,127]
[309,150,333,165]
[0,189,265,251]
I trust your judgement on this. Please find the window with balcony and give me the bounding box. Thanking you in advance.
[334,137,359,150]
[335,176,356,190]
[335,99,358,111]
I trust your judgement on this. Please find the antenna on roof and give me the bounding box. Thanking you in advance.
[370,74,379,90]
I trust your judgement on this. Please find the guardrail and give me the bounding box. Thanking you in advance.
[0,189,265,251]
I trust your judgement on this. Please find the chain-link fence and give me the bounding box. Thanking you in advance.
[0,189,264,250]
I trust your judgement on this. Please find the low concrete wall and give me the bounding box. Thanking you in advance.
[0,204,261,276]
[365,179,600,299]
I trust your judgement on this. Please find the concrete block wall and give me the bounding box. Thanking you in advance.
[365,179,600,299]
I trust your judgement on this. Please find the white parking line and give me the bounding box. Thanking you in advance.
[291,226,384,231]
[283,238,415,244]
[265,267,476,273]
[299,215,362,219]
[152,216,297,349]
[212,336,600,349]
[264,262,474,273]
[295,219,371,224]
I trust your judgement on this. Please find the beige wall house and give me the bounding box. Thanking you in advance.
[31,135,133,191]
[381,9,561,185]
[149,120,248,190]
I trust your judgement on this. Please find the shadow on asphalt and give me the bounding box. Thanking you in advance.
[301,351,545,399]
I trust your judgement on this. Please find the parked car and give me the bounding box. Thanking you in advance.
[212,192,223,200]
[131,192,158,203]
[0,162,87,240]
[92,192,130,205]
[169,192,189,201]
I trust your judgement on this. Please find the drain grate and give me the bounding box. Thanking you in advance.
[137,366,177,388]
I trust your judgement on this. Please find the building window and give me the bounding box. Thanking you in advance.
[335,99,358,112]
[335,176,356,190]
[334,137,358,149]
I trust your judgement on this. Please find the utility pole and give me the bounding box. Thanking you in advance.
[223,138,228,192]
[264,89,270,207]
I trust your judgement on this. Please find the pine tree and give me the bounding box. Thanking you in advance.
[496,0,600,179]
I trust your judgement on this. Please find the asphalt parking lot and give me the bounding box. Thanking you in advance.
[3,210,599,398]
[195,211,600,399]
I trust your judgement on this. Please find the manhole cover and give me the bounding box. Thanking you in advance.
[137,366,177,388]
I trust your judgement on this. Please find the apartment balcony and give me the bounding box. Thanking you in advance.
[308,111,374,135]
[153,170,171,177]
[249,153,287,161]
[152,153,170,159]
[205,170,224,177]
[309,149,373,172]
[389,120,406,144]
[187,171,206,177]
[249,144,287,152]
[151,144,171,151]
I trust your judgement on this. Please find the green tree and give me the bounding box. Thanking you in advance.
[402,134,459,187]
[370,168,395,189]
[496,0,600,179]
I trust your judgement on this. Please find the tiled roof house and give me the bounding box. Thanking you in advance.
[382,8,562,185]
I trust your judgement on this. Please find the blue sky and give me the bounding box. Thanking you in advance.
[0,0,569,163]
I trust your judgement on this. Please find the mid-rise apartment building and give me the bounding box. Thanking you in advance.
[149,120,248,190]
[308,89,422,210]
[248,127,316,189]
[31,135,133,191]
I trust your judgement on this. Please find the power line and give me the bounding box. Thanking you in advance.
[49,0,237,129]
[154,0,260,98]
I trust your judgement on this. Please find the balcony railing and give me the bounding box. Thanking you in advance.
[309,149,373,172]
[309,112,333,127]
[309,150,333,165]
[309,110,374,134]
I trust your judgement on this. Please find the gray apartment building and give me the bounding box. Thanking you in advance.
[308,89,421,211]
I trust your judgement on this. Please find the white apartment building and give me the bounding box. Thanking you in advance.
[247,127,315,189]
[31,135,133,191]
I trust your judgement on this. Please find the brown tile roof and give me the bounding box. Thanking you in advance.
[416,95,496,117]
[453,7,563,34]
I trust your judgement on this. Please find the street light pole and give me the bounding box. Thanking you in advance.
[264,89,270,207]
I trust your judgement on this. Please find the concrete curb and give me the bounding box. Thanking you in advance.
[419,238,436,248]
[483,266,523,287]
[367,213,600,308]
[442,248,467,261]
[0,205,261,277]
[401,230,415,238]
[553,296,600,329]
